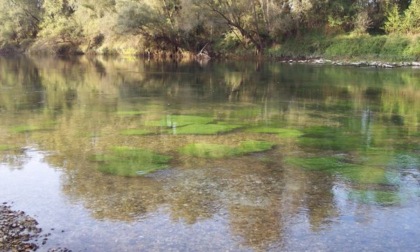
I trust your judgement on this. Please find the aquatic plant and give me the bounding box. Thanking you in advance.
[120,129,155,136]
[174,123,242,135]
[116,111,144,116]
[0,145,13,151]
[10,124,55,133]
[348,189,401,206]
[93,146,171,176]
[247,126,303,138]
[299,126,363,151]
[145,115,214,128]
[180,143,235,158]
[180,140,275,158]
[285,156,394,185]
[285,156,355,171]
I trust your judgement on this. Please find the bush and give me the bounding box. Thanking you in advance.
[381,36,410,60]
[325,35,386,58]
[269,32,331,58]
[403,36,420,60]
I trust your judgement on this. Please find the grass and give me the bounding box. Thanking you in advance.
[270,33,420,61]
[93,146,172,176]
[269,31,331,58]
[325,35,387,59]
[180,140,275,158]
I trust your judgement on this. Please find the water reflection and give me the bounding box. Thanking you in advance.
[0,55,419,251]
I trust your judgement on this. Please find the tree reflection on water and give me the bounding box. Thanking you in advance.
[0,56,419,251]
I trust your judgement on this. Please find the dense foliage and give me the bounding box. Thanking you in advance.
[0,0,419,56]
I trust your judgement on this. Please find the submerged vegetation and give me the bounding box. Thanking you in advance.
[246,127,303,138]
[0,57,419,208]
[0,0,419,60]
[92,147,172,176]
[180,140,275,158]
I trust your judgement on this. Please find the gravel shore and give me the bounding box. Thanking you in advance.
[0,202,71,252]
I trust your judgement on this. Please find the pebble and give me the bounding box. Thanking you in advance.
[0,202,71,251]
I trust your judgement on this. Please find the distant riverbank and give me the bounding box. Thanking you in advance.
[268,33,420,64]
[1,34,419,66]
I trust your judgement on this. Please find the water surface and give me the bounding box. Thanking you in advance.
[0,56,419,251]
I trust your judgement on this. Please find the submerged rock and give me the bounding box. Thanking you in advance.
[0,203,72,252]
[0,203,41,251]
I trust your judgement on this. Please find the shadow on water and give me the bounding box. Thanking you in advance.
[0,55,420,251]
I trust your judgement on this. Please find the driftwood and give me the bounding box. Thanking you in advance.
[196,43,211,62]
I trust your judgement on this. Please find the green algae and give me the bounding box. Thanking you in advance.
[142,114,242,135]
[180,140,275,158]
[0,145,13,151]
[180,143,235,158]
[93,146,171,177]
[299,126,363,151]
[340,166,392,184]
[174,123,242,135]
[285,156,356,172]
[348,189,401,206]
[120,128,155,136]
[246,126,303,138]
[11,124,55,133]
[285,156,395,185]
[145,115,214,128]
[116,111,144,116]
[10,121,57,134]
[238,140,275,154]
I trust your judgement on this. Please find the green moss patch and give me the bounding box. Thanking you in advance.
[116,111,144,116]
[175,123,242,135]
[93,146,171,176]
[10,124,56,133]
[120,128,155,136]
[285,156,355,171]
[0,145,13,151]
[299,126,362,151]
[286,156,393,185]
[180,140,275,158]
[145,115,214,128]
[348,190,401,206]
[247,126,303,138]
[180,143,235,158]
[340,166,391,185]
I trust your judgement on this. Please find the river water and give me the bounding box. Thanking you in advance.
[0,56,419,251]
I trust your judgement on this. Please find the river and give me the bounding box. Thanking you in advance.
[0,56,419,251]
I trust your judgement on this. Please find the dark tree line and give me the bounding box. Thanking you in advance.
[0,0,419,55]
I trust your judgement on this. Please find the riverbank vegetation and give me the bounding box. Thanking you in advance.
[0,0,419,61]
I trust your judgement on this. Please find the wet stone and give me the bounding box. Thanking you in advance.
[0,202,72,252]
[0,203,41,251]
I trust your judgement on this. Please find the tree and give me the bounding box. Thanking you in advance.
[384,0,420,34]
[195,0,272,54]
[38,0,83,44]
[73,0,117,50]
[0,0,41,46]
[115,0,179,51]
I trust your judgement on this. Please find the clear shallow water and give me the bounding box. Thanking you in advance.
[0,56,419,251]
